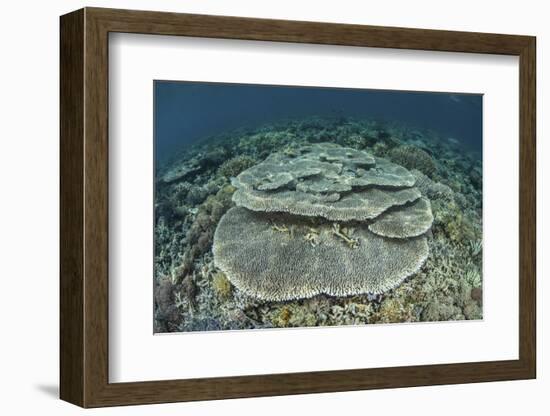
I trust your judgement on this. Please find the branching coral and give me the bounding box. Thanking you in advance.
[304,232,319,247]
[270,222,291,235]
[332,223,359,249]
[468,239,483,257]
[217,155,257,178]
[464,266,482,287]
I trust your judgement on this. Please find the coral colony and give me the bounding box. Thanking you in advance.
[214,143,432,300]
[154,117,483,332]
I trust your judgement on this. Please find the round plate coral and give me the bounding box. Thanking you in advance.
[213,207,429,301]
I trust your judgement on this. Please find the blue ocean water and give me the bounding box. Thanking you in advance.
[154,80,482,165]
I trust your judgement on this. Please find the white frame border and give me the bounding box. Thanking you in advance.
[109,33,519,383]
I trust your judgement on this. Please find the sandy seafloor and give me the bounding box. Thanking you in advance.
[153,117,483,333]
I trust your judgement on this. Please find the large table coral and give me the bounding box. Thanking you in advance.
[214,207,429,301]
[213,142,434,301]
[232,143,418,221]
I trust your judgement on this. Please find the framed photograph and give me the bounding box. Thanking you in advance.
[60,7,536,408]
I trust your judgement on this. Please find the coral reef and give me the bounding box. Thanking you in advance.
[153,115,483,332]
[212,271,233,299]
[214,142,435,301]
[233,184,422,222]
[217,155,256,178]
[369,198,434,238]
[161,162,201,183]
[389,144,437,177]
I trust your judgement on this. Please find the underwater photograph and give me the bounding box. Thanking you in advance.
[153,81,483,333]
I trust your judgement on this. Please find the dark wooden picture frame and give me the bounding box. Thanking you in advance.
[60,7,536,408]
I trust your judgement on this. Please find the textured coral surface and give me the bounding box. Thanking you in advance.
[214,207,429,300]
[153,117,482,333]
